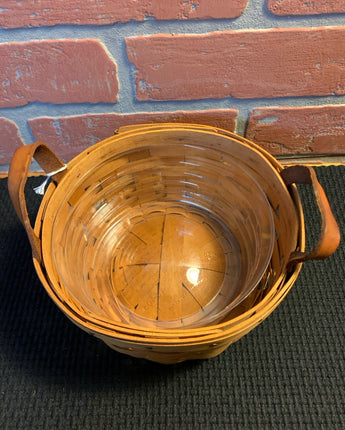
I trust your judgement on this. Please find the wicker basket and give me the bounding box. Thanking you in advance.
[8,124,340,363]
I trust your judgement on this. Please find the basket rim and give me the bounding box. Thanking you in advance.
[33,123,305,339]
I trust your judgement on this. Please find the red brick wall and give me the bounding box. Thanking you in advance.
[1,0,345,171]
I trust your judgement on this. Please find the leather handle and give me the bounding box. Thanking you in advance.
[281,165,340,265]
[8,142,66,262]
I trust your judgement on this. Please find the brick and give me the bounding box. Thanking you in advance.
[29,110,238,161]
[126,27,345,101]
[246,106,345,155]
[0,118,24,164]
[267,0,345,16]
[0,40,118,108]
[0,0,248,28]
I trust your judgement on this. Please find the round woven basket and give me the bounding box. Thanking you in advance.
[8,124,340,363]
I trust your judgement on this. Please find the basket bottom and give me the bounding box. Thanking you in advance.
[93,201,242,329]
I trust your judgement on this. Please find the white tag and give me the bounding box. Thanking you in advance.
[33,164,67,196]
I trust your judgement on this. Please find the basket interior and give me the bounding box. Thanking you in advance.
[38,126,300,335]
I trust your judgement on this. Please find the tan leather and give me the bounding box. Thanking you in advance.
[281,165,341,265]
[7,142,66,262]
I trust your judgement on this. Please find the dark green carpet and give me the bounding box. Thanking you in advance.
[1,167,344,429]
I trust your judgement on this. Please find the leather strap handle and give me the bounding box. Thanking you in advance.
[8,142,66,262]
[281,165,340,265]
